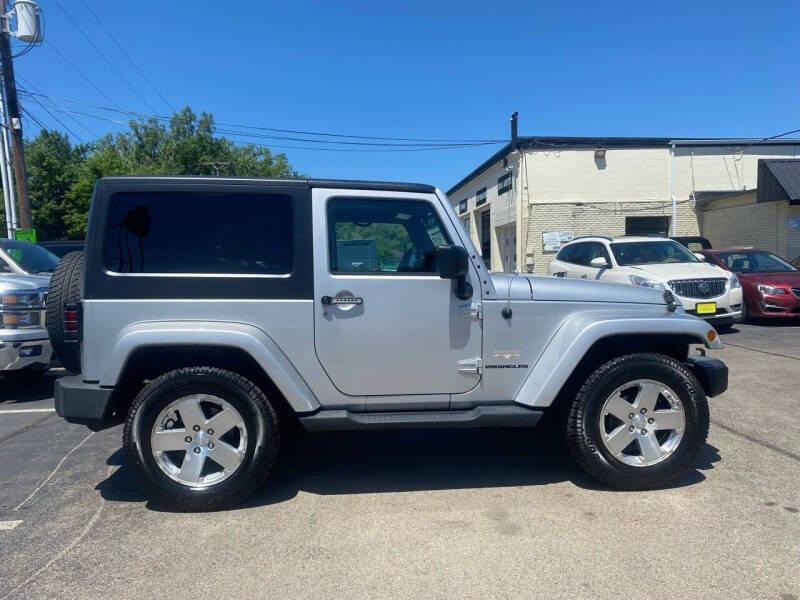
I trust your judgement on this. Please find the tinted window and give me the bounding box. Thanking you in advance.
[556,244,579,263]
[0,240,60,274]
[717,251,796,273]
[328,198,450,273]
[611,241,699,266]
[104,192,293,274]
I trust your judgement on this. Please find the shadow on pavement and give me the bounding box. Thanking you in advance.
[96,426,720,511]
[0,370,64,404]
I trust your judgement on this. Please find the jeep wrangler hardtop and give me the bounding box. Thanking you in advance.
[50,176,728,510]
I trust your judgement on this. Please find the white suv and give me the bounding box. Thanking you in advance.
[547,236,743,330]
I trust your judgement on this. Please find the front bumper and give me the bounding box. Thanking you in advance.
[55,375,117,428]
[753,291,800,317]
[0,328,53,371]
[679,288,743,323]
[684,356,728,397]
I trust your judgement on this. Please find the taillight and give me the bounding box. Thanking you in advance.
[64,302,81,342]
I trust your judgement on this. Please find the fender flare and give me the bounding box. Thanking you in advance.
[515,310,720,408]
[99,320,320,413]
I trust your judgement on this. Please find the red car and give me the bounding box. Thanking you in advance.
[700,248,800,320]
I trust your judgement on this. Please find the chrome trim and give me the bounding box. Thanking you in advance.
[668,278,727,299]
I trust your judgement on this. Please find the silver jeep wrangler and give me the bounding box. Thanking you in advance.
[50,176,728,510]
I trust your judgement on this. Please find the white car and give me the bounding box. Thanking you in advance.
[547,235,743,330]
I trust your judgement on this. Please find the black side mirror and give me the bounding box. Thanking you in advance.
[438,245,473,300]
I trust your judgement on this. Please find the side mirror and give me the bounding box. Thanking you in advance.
[438,245,473,300]
[590,256,610,269]
[694,252,706,262]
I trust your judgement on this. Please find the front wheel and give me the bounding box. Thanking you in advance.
[123,367,280,511]
[565,353,709,490]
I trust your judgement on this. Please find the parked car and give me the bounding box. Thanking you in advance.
[0,238,60,275]
[0,272,52,377]
[672,236,712,252]
[0,240,57,377]
[39,240,85,258]
[547,235,743,330]
[700,248,800,321]
[49,177,727,510]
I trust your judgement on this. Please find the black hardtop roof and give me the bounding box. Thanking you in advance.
[98,175,436,194]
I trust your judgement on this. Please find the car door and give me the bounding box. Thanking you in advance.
[584,242,613,281]
[312,188,483,399]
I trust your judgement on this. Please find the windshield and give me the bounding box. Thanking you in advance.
[0,240,60,273]
[716,251,797,273]
[610,241,699,266]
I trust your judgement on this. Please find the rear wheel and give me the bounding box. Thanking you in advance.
[123,367,280,511]
[45,251,84,373]
[565,353,709,490]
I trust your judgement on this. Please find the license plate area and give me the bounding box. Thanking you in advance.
[696,302,717,315]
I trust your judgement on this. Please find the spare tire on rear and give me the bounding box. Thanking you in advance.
[46,251,85,373]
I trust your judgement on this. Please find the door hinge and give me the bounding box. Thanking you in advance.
[470,302,483,321]
[458,357,482,375]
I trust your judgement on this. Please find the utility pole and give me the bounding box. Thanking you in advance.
[0,0,30,229]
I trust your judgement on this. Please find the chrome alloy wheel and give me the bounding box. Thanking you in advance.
[598,379,685,467]
[150,394,248,488]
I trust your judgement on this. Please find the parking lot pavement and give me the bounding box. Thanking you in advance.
[1,326,798,600]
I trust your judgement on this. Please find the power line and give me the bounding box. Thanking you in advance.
[737,127,800,154]
[16,73,97,138]
[45,40,121,108]
[51,0,159,113]
[17,90,507,147]
[20,95,85,142]
[20,106,48,130]
[29,104,501,153]
[77,0,176,113]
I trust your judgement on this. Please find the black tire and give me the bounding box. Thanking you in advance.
[45,251,84,373]
[565,352,709,490]
[123,367,280,511]
[740,300,749,323]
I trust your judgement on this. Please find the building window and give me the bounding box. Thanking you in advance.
[462,216,470,236]
[476,187,487,206]
[498,172,512,195]
[625,216,670,236]
[458,199,467,214]
[479,210,491,267]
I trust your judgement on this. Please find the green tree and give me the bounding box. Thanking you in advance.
[5,106,300,240]
[24,130,87,239]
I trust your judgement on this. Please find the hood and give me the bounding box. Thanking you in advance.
[626,262,730,281]
[0,273,50,293]
[737,271,800,286]
[490,273,668,305]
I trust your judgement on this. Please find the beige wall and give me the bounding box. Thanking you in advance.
[523,200,699,274]
[448,142,800,272]
[699,195,800,260]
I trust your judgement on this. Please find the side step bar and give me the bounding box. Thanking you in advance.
[299,405,543,432]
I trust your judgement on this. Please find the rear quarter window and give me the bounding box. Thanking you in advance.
[104,191,293,274]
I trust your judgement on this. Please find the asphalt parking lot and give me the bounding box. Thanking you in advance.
[1,323,798,600]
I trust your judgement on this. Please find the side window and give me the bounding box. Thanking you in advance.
[0,257,12,272]
[556,245,575,263]
[587,242,610,265]
[104,192,293,274]
[328,198,450,274]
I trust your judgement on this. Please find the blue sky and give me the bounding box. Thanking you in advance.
[16,0,800,190]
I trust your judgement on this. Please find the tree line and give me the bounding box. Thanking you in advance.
[0,107,299,240]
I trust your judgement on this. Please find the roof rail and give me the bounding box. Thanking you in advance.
[570,235,613,242]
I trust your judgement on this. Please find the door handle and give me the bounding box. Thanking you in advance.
[321,295,363,306]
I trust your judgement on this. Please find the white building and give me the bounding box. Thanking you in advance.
[447,123,800,273]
